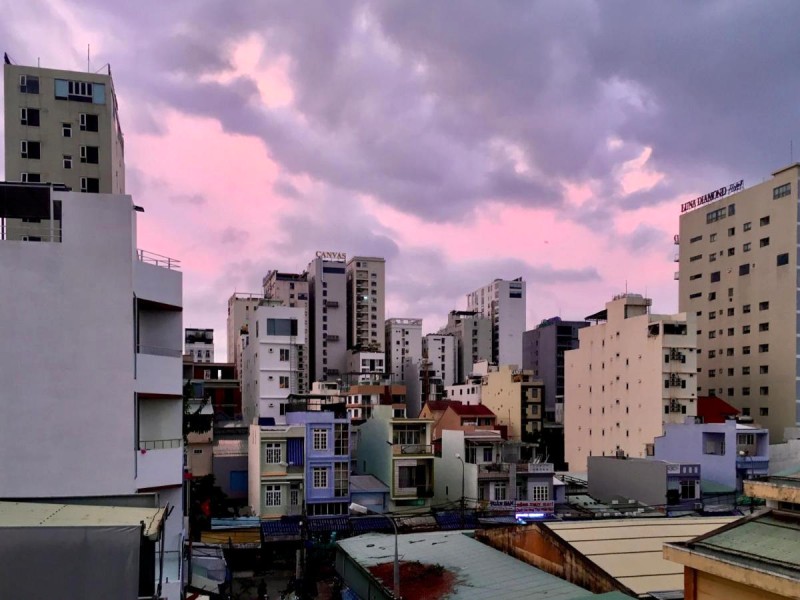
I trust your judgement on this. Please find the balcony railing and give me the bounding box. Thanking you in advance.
[392,444,433,456]
[1,221,62,242]
[478,462,554,478]
[139,438,182,450]
[394,484,434,498]
[137,249,181,271]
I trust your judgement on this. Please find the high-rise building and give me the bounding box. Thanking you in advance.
[346,256,385,351]
[4,60,125,193]
[263,270,310,393]
[307,253,348,381]
[185,328,214,363]
[678,164,800,442]
[423,333,457,388]
[438,310,492,383]
[385,318,423,382]
[522,318,589,421]
[564,294,697,471]
[466,277,526,367]
[0,184,184,589]
[241,302,306,424]
[226,292,261,374]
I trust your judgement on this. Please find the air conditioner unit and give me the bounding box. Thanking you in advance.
[669,398,681,413]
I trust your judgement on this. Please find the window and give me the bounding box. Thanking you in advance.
[690,254,702,262]
[742,387,750,396]
[760,237,770,247]
[743,304,751,313]
[708,292,716,301]
[777,253,789,266]
[728,227,735,237]
[707,207,727,223]
[313,467,328,488]
[759,344,769,353]
[727,328,734,336]
[728,247,735,256]
[19,74,39,94]
[690,235,703,243]
[743,242,751,252]
[710,271,721,283]
[742,407,751,416]
[62,123,72,137]
[264,442,281,464]
[279,348,290,361]
[493,481,507,501]
[482,447,493,462]
[738,433,755,446]
[279,376,289,389]
[80,177,100,193]
[710,233,717,242]
[760,386,769,396]
[334,463,348,496]
[20,140,40,159]
[709,312,716,320]
[334,423,348,455]
[79,113,99,132]
[530,484,550,501]
[265,484,281,506]
[742,366,750,375]
[80,145,99,164]
[728,204,736,216]
[760,216,770,226]
[759,301,769,311]
[708,350,716,358]
[20,107,39,126]
[742,346,750,355]
[708,331,716,339]
[759,322,769,332]
[313,428,328,451]
[773,183,791,199]
[680,480,698,500]
[743,222,752,231]
[760,365,768,374]
[739,263,750,276]
[742,325,750,334]
[709,253,717,262]
[266,318,298,336]
[63,155,72,169]
[689,273,702,281]
[760,407,769,417]
[727,348,734,357]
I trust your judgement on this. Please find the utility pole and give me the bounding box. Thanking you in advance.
[455,453,465,528]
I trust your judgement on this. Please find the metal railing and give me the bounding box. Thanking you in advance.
[392,443,433,455]
[1,221,62,242]
[139,438,182,450]
[137,249,181,270]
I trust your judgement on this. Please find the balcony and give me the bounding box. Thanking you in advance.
[392,444,433,456]
[394,484,434,498]
[136,445,183,490]
[326,334,340,342]
[134,252,182,308]
[325,300,339,308]
[673,271,680,280]
[135,350,182,396]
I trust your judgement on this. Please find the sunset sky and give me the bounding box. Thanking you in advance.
[4,1,800,357]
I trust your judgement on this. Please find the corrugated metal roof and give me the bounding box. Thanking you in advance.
[350,475,390,493]
[0,501,165,539]
[544,517,735,596]
[338,531,601,600]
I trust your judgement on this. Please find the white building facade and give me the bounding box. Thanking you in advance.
[307,253,348,381]
[385,318,422,383]
[423,333,457,387]
[466,278,526,367]
[346,256,385,351]
[564,294,698,471]
[242,303,306,425]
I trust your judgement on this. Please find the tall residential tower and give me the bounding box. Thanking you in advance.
[466,278,526,367]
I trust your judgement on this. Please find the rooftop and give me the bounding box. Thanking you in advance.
[337,530,620,600]
[448,403,495,417]
[543,517,735,596]
[350,475,390,494]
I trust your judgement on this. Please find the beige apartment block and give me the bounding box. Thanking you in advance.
[263,270,310,393]
[5,62,125,193]
[564,294,697,471]
[678,164,800,442]
[346,256,385,352]
[480,365,544,444]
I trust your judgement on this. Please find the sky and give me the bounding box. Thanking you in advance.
[3,1,800,359]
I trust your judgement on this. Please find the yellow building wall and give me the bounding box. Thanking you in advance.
[695,571,790,600]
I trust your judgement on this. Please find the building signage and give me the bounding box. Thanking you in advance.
[489,500,555,512]
[681,179,744,214]
[315,251,346,261]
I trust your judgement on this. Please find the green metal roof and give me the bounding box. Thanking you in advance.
[338,531,627,599]
[700,479,736,494]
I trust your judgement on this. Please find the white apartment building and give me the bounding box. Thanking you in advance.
[466,278,526,367]
[423,333,457,387]
[307,253,348,381]
[564,294,697,471]
[438,310,492,383]
[4,61,125,193]
[263,270,310,393]
[346,350,386,383]
[678,164,800,442]
[226,292,261,372]
[241,302,306,425]
[346,256,385,351]
[0,185,184,597]
[385,317,423,382]
[185,328,214,363]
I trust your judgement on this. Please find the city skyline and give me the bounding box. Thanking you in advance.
[3,2,800,357]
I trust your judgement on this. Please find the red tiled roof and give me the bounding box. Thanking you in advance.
[424,400,460,412]
[448,403,495,417]
[697,395,740,424]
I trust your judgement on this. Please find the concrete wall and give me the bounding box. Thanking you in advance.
[0,191,137,496]
[588,456,667,507]
[433,430,478,506]
[655,421,738,489]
